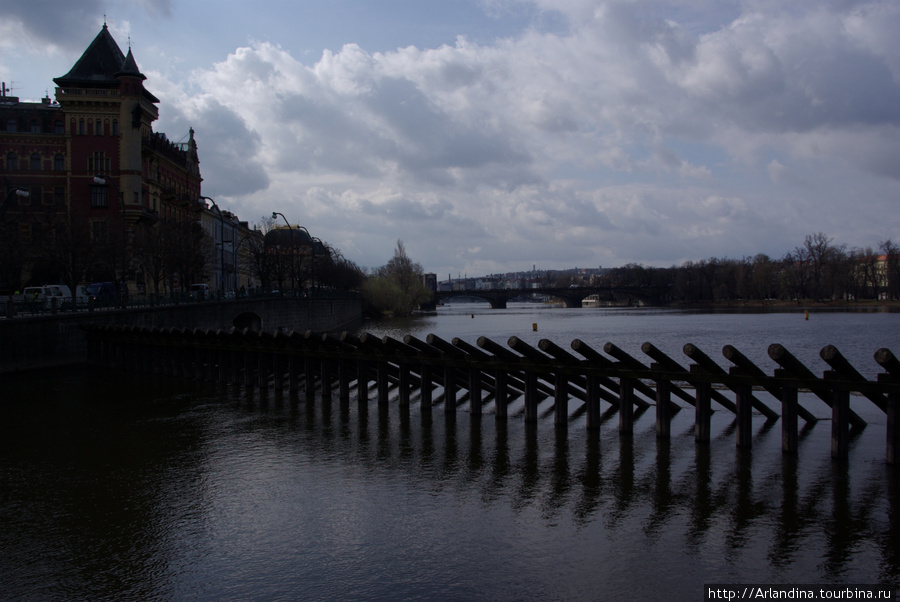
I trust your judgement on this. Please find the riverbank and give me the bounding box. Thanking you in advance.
[670,298,900,310]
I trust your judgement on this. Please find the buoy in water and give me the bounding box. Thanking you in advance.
[804,310,809,321]
[532,323,538,331]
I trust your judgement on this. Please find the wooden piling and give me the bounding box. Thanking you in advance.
[732,367,753,448]
[585,374,601,430]
[821,345,887,412]
[420,363,433,414]
[555,372,569,426]
[827,372,851,460]
[619,376,634,435]
[524,371,539,424]
[724,344,817,424]
[357,360,369,405]
[607,342,680,413]
[777,369,799,454]
[884,374,899,465]
[683,343,779,419]
[444,365,458,412]
[690,365,711,444]
[769,343,866,428]
[494,370,508,420]
[571,339,652,409]
[654,367,671,439]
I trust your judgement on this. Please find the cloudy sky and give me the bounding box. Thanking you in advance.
[3,0,899,277]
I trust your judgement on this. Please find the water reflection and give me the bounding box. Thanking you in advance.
[208,376,899,583]
[2,366,899,600]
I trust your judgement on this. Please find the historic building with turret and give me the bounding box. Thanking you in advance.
[0,24,237,296]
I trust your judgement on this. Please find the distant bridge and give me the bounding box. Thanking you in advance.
[430,285,669,309]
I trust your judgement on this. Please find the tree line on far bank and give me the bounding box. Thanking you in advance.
[584,234,900,303]
[359,233,900,317]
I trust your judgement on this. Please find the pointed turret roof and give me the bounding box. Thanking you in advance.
[53,24,144,87]
[116,47,146,80]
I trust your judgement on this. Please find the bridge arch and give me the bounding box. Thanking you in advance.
[233,312,262,332]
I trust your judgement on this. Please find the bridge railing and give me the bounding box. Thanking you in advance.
[3,289,361,318]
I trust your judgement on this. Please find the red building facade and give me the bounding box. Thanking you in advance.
[0,24,203,293]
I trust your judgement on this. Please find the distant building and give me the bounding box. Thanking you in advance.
[201,203,261,294]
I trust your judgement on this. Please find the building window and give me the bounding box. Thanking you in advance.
[95,120,102,135]
[91,220,108,243]
[30,153,41,171]
[54,187,65,205]
[78,119,85,135]
[54,120,65,134]
[32,222,47,246]
[88,151,109,174]
[6,118,16,133]
[112,120,118,135]
[91,185,108,208]
[54,154,64,171]
[30,120,40,133]
[31,186,42,204]
[6,152,16,171]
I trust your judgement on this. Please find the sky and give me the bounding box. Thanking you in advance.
[2,0,899,278]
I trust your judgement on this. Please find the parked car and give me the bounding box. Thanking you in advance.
[189,283,210,300]
[87,282,116,303]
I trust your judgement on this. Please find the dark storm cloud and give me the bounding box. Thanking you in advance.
[1,0,104,48]
[187,100,270,196]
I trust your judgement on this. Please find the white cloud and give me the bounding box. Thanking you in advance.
[5,0,899,274]
[134,0,900,273]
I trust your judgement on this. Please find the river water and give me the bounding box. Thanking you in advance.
[2,303,899,600]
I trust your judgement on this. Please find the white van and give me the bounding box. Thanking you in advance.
[50,284,90,308]
[22,284,90,309]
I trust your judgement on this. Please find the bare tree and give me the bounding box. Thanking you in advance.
[44,214,97,307]
[133,220,173,303]
[364,239,432,315]
[880,239,900,300]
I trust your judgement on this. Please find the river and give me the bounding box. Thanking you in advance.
[1,303,899,600]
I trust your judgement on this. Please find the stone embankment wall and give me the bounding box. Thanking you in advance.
[0,296,363,373]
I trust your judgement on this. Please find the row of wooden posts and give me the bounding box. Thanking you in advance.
[82,325,900,465]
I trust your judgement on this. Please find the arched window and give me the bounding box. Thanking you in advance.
[6,152,17,171]
[30,153,41,170]
[54,154,65,171]
[112,120,118,136]
[95,119,102,135]
[78,119,85,135]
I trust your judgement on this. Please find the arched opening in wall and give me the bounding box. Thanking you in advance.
[233,312,262,332]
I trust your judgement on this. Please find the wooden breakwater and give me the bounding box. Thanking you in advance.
[82,325,900,465]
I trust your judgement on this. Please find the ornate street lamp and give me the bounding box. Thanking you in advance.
[271,212,296,292]
[1,187,29,218]
[201,196,226,297]
[93,175,127,306]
